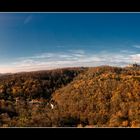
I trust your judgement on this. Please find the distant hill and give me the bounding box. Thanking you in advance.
[52,66,140,127]
[0,66,140,127]
[0,73,12,77]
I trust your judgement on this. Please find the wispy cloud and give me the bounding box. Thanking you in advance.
[0,49,139,73]
[120,50,135,54]
[133,45,140,49]
[68,49,85,54]
[24,15,32,24]
[56,45,65,48]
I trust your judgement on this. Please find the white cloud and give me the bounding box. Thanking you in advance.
[0,49,140,73]
[130,54,140,62]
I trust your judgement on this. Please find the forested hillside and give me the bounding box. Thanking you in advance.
[0,66,140,127]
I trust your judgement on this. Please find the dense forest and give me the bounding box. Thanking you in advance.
[0,65,140,127]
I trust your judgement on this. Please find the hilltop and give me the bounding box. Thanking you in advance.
[0,66,140,127]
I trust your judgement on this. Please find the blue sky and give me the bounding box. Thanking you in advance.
[0,13,140,73]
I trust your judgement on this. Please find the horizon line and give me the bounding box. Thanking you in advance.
[0,64,138,74]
